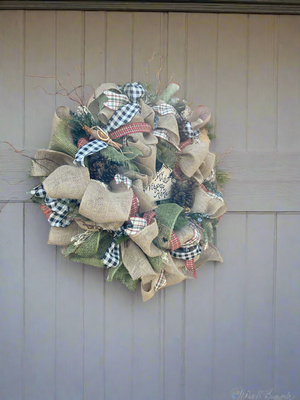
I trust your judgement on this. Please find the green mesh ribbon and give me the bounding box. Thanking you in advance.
[155,203,183,241]
[49,118,78,158]
[62,231,113,268]
[108,263,140,291]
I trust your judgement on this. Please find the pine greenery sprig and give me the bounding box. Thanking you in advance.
[215,166,230,188]
[206,122,216,141]
[156,139,179,169]
[108,263,140,291]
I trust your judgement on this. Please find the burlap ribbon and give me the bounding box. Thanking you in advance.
[125,218,162,258]
[31,149,75,177]
[79,180,133,227]
[48,221,85,246]
[192,152,216,184]
[43,165,90,200]
[192,186,227,218]
[179,140,209,178]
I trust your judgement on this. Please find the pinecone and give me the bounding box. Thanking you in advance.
[89,153,119,184]
[172,177,197,208]
[101,164,119,184]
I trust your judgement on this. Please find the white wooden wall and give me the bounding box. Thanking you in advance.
[0,11,300,400]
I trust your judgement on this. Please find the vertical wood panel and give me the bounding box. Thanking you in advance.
[24,204,56,400]
[55,254,84,400]
[104,15,134,399]
[104,283,134,400]
[216,15,248,152]
[248,15,278,152]
[84,11,106,90]
[83,12,106,400]
[164,12,187,400]
[25,11,56,150]
[0,11,26,200]
[133,291,162,400]
[214,214,247,399]
[0,10,24,148]
[187,14,218,117]
[55,11,84,399]
[245,214,275,390]
[107,12,132,83]
[83,265,105,400]
[184,17,219,398]
[131,12,166,400]
[56,11,84,109]
[275,215,300,396]
[278,16,300,152]
[168,13,187,98]
[0,203,24,400]
[185,263,215,400]
[132,12,165,90]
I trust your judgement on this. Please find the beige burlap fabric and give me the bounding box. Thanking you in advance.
[121,240,157,281]
[129,220,162,257]
[48,106,78,159]
[188,105,211,130]
[195,243,223,269]
[180,140,209,178]
[140,254,200,302]
[87,83,121,118]
[158,223,195,249]
[132,178,157,212]
[79,179,133,224]
[156,111,180,147]
[200,128,210,145]
[192,186,227,218]
[43,165,90,200]
[140,100,155,128]
[31,150,74,177]
[48,221,85,246]
[193,152,216,184]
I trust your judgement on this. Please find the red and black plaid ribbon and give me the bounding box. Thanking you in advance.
[110,122,152,140]
[142,210,156,225]
[185,259,197,278]
[129,193,140,217]
[170,231,181,251]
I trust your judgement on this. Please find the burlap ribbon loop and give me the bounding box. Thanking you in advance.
[192,152,216,185]
[121,240,157,281]
[192,186,227,218]
[79,179,133,226]
[31,149,75,177]
[179,140,209,178]
[43,165,90,200]
[128,219,162,258]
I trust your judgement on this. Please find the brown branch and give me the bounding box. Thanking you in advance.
[0,197,17,213]
[3,141,61,173]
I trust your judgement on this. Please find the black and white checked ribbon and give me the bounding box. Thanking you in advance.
[105,82,145,133]
[177,118,201,139]
[73,140,108,167]
[29,184,78,228]
[102,229,123,268]
[170,243,202,260]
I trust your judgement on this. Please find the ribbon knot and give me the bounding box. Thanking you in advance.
[104,83,145,133]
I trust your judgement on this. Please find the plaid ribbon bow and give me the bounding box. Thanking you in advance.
[114,174,132,189]
[102,229,123,268]
[104,82,145,133]
[29,184,77,227]
[177,118,200,139]
[124,217,147,236]
[152,104,177,116]
[74,140,108,167]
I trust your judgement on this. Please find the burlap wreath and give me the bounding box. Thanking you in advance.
[29,82,227,301]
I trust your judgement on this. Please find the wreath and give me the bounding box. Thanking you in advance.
[28,81,228,301]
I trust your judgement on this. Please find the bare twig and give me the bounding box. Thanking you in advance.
[0,197,17,213]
